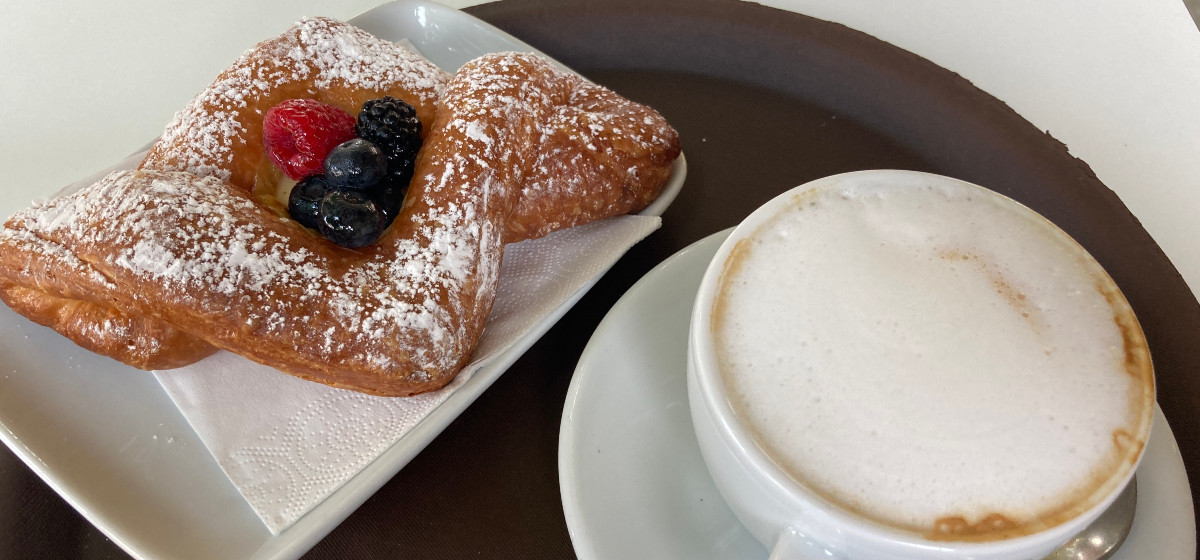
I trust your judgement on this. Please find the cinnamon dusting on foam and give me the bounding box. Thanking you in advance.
[932,514,1017,539]
[710,238,751,340]
[1095,278,1156,386]
[939,249,1043,338]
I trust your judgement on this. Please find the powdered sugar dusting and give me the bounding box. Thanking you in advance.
[0,54,576,393]
[11,168,482,384]
[145,17,448,185]
[0,47,679,395]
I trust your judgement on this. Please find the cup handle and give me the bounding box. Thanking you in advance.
[768,527,843,560]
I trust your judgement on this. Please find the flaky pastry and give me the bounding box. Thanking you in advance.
[0,20,679,396]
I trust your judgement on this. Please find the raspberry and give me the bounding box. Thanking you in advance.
[356,97,423,184]
[263,99,357,180]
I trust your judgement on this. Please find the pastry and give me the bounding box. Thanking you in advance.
[0,21,680,396]
[0,17,450,370]
[142,17,448,192]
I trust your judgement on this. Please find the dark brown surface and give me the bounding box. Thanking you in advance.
[2,0,1197,558]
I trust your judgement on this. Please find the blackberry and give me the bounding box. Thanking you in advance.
[357,96,422,185]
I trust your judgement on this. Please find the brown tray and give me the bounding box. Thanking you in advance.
[3,0,1195,557]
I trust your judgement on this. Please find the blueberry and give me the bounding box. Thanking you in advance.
[368,178,409,225]
[287,175,331,230]
[318,190,387,248]
[323,138,387,190]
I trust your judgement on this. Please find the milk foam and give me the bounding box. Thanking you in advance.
[713,177,1152,538]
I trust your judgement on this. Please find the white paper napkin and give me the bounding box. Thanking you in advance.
[152,213,661,534]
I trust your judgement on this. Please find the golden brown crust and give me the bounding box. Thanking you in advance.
[0,18,450,375]
[502,67,680,242]
[0,24,679,396]
[0,282,216,369]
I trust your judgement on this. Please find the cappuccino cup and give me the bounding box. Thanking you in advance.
[687,170,1154,559]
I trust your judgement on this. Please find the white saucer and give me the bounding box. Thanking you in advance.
[559,229,1196,560]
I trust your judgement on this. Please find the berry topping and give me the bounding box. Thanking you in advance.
[269,98,420,247]
[263,99,357,180]
[357,96,423,184]
[318,190,388,248]
[371,179,408,224]
[324,139,388,189]
[287,175,331,230]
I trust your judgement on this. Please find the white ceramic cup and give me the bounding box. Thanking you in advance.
[687,170,1154,560]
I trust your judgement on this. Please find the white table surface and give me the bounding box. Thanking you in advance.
[1,0,1198,289]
